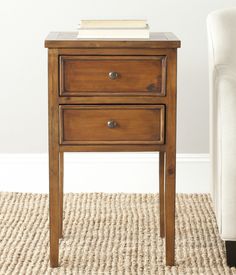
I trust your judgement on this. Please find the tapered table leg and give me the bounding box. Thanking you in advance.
[48,49,60,268]
[59,152,64,238]
[159,151,165,238]
[164,48,177,266]
[165,150,176,266]
[49,149,60,267]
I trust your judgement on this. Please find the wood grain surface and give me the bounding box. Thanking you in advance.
[60,56,166,96]
[59,105,165,145]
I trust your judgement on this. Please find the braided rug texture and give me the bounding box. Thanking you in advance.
[0,193,235,275]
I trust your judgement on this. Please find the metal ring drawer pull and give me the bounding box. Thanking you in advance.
[107,120,117,128]
[108,71,119,80]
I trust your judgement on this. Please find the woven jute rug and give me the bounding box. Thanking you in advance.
[0,193,235,275]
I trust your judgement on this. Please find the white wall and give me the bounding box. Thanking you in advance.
[0,153,210,193]
[0,1,235,153]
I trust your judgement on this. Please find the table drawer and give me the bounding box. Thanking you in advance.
[60,56,166,96]
[59,105,165,145]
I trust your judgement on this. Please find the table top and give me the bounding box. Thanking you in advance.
[45,32,181,49]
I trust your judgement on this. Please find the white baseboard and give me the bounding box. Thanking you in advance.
[0,153,210,193]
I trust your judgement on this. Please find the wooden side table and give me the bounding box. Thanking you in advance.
[45,32,181,268]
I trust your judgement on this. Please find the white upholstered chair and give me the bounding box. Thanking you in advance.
[207,7,236,267]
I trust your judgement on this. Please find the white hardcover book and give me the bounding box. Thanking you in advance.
[80,20,147,29]
[77,26,150,39]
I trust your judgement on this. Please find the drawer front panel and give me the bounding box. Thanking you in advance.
[59,105,165,145]
[60,56,166,96]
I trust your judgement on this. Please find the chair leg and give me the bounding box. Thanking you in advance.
[165,150,176,266]
[159,151,165,238]
[59,152,64,239]
[226,241,236,267]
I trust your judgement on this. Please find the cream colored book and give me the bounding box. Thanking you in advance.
[80,20,147,29]
[77,26,150,39]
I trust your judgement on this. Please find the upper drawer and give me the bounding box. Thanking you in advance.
[59,56,167,96]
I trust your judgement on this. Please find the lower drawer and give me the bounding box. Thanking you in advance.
[59,105,165,145]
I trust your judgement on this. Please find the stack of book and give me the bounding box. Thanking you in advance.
[77,20,150,39]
